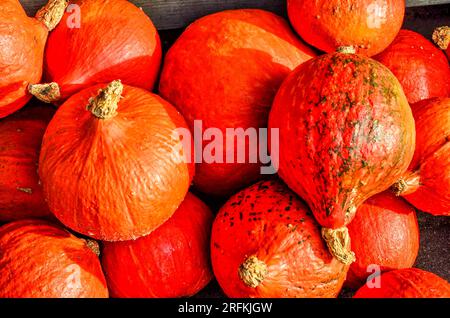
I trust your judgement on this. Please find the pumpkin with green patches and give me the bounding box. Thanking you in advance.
[211,180,349,298]
[269,49,415,264]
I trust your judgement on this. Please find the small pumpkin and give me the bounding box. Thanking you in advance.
[211,180,349,298]
[0,104,54,222]
[287,0,405,56]
[102,193,213,298]
[392,97,450,216]
[159,9,315,197]
[433,26,449,59]
[39,81,194,241]
[30,0,161,104]
[268,49,415,264]
[375,30,450,104]
[354,268,450,298]
[0,219,108,298]
[346,192,419,289]
[0,0,66,118]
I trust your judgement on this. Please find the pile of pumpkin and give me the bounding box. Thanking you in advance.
[0,0,449,298]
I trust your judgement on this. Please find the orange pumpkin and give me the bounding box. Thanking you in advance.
[346,192,419,289]
[0,0,66,118]
[287,0,405,56]
[211,180,349,298]
[39,81,194,241]
[159,9,315,197]
[0,219,108,298]
[0,104,54,222]
[393,97,450,215]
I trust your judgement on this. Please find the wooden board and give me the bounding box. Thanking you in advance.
[21,0,450,30]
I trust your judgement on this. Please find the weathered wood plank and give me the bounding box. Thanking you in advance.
[20,0,450,30]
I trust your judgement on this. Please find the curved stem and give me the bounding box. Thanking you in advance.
[87,80,123,120]
[36,0,68,31]
[392,170,421,196]
[321,227,355,265]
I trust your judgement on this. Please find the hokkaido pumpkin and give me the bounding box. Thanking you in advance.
[392,97,450,215]
[102,193,213,298]
[211,180,349,298]
[159,9,315,197]
[0,219,108,298]
[29,0,161,104]
[0,104,54,222]
[346,192,419,289]
[287,0,405,56]
[375,30,450,104]
[354,268,450,298]
[269,48,416,264]
[39,81,194,241]
[433,26,449,58]
[0,0,67,118]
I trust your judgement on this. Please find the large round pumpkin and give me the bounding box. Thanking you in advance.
[375,30,450,104]
[159,9,315,197]
[211,180,349,298]
[30,0,161,104]
[0,104,54,222]
[354,268,450,298]
[0,0,66,118]
[269,50,415,264]
[346,192,419,289]
[39,81,194,241]
[287,0,405,56]
[392,97,450,215]
[0,219,108,298]
[102,193,213,298]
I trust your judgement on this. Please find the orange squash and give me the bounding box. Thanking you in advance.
[211,180,349,298]
[0,0,66,118]
[0,219,108,298]
[393,97,450,215]
[159,9,315,197]
[0,104,54,222]
[346,192,419,289]
[39,81,194,241]
[287,0,405,56]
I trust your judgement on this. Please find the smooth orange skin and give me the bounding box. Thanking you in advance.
[39,84,194,241]
[400,98,450,215]
[159,9,315,197]
[269,52,415,229]
[0,104,54,222]
[102,193,213,298]
[346,192,419,289]
[354,268,450,298]
[0,219,108,298]
[0,0,48,118]
[211,180,349,298]
[287,0,405,56]
[375,30,450,104]
[45,0,162,101]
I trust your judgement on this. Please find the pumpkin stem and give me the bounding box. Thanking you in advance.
[392,171,421,196]
[336,46,356,54]
[87,80,123,120]
[432,26,450,50]
[238,255,268,288]
[84,239,100,257]
[36,0,68,31]
[321,227,355,265]
[28,82,61,103]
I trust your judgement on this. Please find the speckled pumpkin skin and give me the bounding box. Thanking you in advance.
[354,268,450,298]
[0,219,108,298]
[159,9,315,197]
[375,30,450,104]
[0,104,54,222]
[269,52,415,229]
[287,0,405,56]
[211,180,349,298]
[346,192,419,289]
[400,97,450,215]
